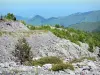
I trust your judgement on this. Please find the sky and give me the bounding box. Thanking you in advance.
[0,0,100,18]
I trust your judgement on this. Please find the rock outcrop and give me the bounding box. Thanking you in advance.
[26,31,94,60]
[0,21,28,32]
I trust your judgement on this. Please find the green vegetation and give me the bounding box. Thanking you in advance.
[29,56,74,71]
[4,13,16,21]
[28,25,51,30]
[0,32,2,36]
[70,57,96,63]
[55,24,64,28]
[32,56,63,66]
[22,21,100,52]
[21,20,27,25]
[51,63,74,71]
[14,38,31,64]
[83,57,96,61]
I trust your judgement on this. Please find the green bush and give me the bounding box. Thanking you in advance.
[55,24,61,28]
[4,13,16,21]
[32,56,63,66]
[51,63,74,71]
[55,24,64,28]
[14,38,31,64]
[88,45,94,52]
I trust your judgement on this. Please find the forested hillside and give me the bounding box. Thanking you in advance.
[68,21,100,32]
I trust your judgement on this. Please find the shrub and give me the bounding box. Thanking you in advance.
[51,63,74,71]
[54,24,64,28]
[14,38,31,64]
[71,40,80,46]
[32,56,63,66]
[88,46,94,52]
[55,24,61,28]
[4,13,16,21]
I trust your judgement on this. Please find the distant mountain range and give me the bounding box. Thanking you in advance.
[16,10,100,27]
[16,16,28,21]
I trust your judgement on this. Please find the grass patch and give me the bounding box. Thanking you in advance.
[70,58,82,63]
[51,63,74,71]
[70,57,96,63]
[0,32,2,36]
[32,56,63,66]
[81,57,96,61]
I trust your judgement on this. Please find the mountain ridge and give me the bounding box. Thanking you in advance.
[16,10,100,26]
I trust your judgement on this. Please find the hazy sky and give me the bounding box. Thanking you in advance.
[0,0,100,18]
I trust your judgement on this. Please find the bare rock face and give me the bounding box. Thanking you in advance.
[26,31,94,60]
[0,21,29,32]
[0,35,18,63]
[0,21,29,63]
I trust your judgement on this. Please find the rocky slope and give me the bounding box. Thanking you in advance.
[0,20,100,75]
[0,21,97,62]
[26,31,95,59]
[0,20,28,32]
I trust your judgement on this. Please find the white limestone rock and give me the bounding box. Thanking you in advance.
[42,64,52,70]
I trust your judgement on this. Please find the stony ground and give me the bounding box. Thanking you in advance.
[0,59,100,75]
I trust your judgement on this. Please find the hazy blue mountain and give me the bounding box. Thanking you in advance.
[68,21,100,32]
[27,15,46,25]
[17,10,100,26]
[43,17,60,25]
[15,15,28,21]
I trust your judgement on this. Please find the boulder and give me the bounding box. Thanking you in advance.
[87,61,97,69]
[42,64,52,70]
